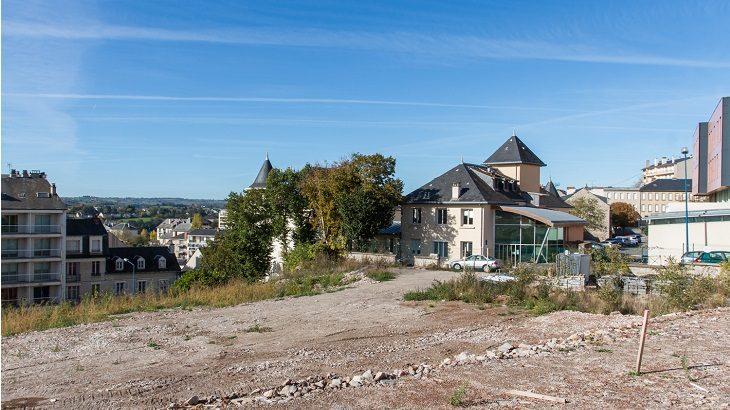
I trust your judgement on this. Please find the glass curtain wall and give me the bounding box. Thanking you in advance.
[494,210,565,264]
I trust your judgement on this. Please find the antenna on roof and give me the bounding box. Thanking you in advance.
[461,155,464,164]
[265,152,269,160]
[512,128,517,137]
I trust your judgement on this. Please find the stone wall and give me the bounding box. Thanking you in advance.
[346,252,397,265]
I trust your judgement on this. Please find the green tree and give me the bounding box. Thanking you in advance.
[265,167,315,252]
[191,213,204,229]
[610,202,641,227]
[181,189,274,288]
[300,153,402,252]
[569,196,606,232]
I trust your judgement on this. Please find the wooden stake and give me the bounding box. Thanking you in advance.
[635,309,650,375]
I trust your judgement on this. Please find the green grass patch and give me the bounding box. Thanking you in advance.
[366,270,397,282]
[2,268,358,336]
[245,323,273,333]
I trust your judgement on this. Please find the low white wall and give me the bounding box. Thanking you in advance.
[346,252,397,265]
[413,255,444,269]
[648,219,730,265]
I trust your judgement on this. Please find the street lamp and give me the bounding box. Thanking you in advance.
[123,258,137,295]
[681,147,690,254]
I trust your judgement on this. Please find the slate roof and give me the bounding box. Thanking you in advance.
[67,217,108,236]
[484,135,546,166]
[250,154,273,189]
[639,178,691,192]
[404,163,531,205]
[539,186,572,209]
[188,228,217,236]
[545,181,561,198]
[378,221,401,236]
[562,187,609,204]
[1,173,66,210]
[107,246,181,273]
[642,156,689,171]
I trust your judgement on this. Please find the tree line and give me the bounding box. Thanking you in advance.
[176,153,402,289]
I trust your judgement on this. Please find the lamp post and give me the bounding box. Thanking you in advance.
[681,147,690,254]
[123,258,136,295]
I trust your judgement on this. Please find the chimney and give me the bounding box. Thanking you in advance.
[22,170,29,177]
[645,160,650,168]
[51,183,57,196]
[653,158,658,166]
[452,182,461,200]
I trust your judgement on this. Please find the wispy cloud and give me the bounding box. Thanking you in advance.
[5,92,572,111]
[5,21,730,69]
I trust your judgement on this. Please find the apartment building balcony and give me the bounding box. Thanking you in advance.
[1,224,63,235]
[1,249,63,259]
[1,273,62,286]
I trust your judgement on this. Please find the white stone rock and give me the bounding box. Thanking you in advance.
[498,342,514,353]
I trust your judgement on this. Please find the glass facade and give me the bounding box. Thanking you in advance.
[494,210,565,264]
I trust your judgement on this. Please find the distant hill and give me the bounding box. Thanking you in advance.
[63,196,227,208]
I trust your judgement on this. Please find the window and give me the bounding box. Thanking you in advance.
[91,261,101,276]
[158,279,169,293]
[34,238,51,256]
[662,193,666,201]
[67,285,80,301]
[2,239,19,257]
[157,257,167,270]
[436,209,448,224]
[66,238,82,254]
[433,241,448,258]
[462,209,474,225]
[460,241,473,258]
[655,193,659,200]
[115,282,126,296]
[115,258,124,271]
[641,193,646,200]
[34,262,51,274]
[34,214,51,233]
[137,280,147,294]
[641,205,646,212]
[136,257,145,270]
[683,193,687,200]
[618,193,623,200]
[410,239,421,255]
[90,238,102,253]
[33,286,50,302]
[411,208,422,224]
[633,193,637,200]
[91,283,101,296]
[2,214,18,233]
[67,262,79,277]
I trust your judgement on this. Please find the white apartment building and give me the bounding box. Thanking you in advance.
[2,170,67,305]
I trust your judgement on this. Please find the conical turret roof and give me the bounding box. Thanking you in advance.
[484,134,546,167]
[249,154,273,189]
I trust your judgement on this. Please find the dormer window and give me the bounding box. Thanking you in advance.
[137,257,145,270]
[157,257,166,270]
[496,179,504,191]
[115,258,124,271]
[37,192,50,198]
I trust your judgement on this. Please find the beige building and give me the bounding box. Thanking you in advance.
[401,135,586,266]
[642,156,693,185]
[563,187,611,241]
[2,170,67,305]
[605,179,695,218]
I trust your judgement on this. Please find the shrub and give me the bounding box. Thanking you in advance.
[366,270,396,282]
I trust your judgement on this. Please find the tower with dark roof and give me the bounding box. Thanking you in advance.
[484,133,545,193]
[249,153,273,189]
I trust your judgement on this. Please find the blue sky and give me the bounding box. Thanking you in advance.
[3,0,730,198]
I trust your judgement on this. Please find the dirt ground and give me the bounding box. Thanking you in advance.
[2,268,729,409]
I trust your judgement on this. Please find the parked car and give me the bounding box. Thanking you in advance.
[600,238,623,248]
[449,255,503,272]
[680,251,703,264]
[615,236,639,247]
[693,251,728,264]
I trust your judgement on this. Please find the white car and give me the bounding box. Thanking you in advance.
[449,255,503,272]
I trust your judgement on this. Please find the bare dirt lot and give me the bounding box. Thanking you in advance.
[2,268,729,409]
